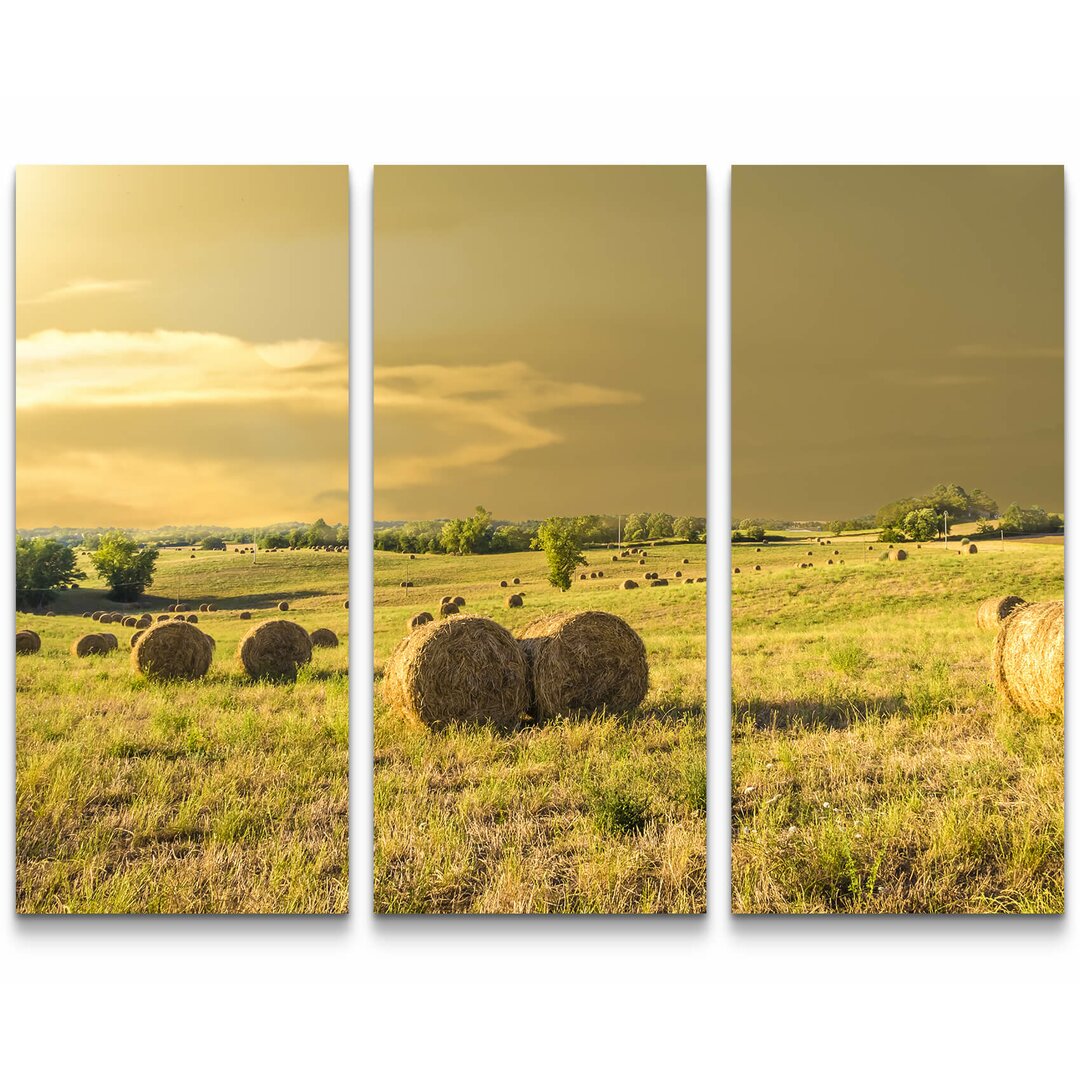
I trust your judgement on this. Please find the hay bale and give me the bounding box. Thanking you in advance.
[175,603,189,613]
[343,601,349,610]
[867,545,874,551]
[207,604,218,612]
[277,601,289,611]
[186,614,199,623]
[506,593,524,608]
[965,543,978,554]
[513,578,521,585]
[91,611,105,620]
[237,619,313,681]
[98,633,118,652]
[589,572,597,579]
[579,573,588,580]
[753,564,761,571]
[156,614,171,622]
[122,616,138,628]
[407,611,434,632]
[132,619,213,680]
[650,578,669,587]
[733,567,741,574]
[199,604,209,613]
[440,595,452,605]
[596,571,604,579]
[239,611,251,620]
[755,548,761,552]
[675,570,683,577]
[16,631,40,655]
[888,549,907,561]
[977,595,1027,630]
[992,600,1064,715]
[695,577,706,584]
[960,537,970,546]
[72,634,109,657]
[440,602,460,617]
[410,554,416,560]
[827,559,834,565]
[309,628,339,648]
[384,615,527,732]
[45,611,55,617]
[612,556,619,562]
[638,559,646,565]
[517,611,648,721]
[130,631,144,648]
[500,580,508,588]
[203,634,216,650]
[135,615,152,629]
[452,596,466,607]
[621,579,639,590]
[682,558,690,564]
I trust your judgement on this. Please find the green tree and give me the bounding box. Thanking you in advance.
[646,512,675,539]
[258,533,290,550]
[306,517,337,547]
[15,538,84,606]
[901,508,940,542]
[90,531,158,601]
[200,536,226,550]
[624,513,648,542]
[533,517,588,590]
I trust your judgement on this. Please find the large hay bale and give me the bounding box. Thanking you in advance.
[517,611,648,721]
[237,619,313,681]
[72,634,108,657]
[239,611,252,620]
[621,579,639,590]
[309,628,339,648]
[132,620,213,680]
[384,615,527,732]
[977,595,1027,630]
[440,602,460,617]
[992,600,1064,715]
[16,631,40,655]
[888,549,907,561]
[277,601,289,611]
[506,593,524,607]
[130,631,144,648]
[207,604,218,612]
[407,611,434,633]
[185,614,198,623]
[98,633,118,652]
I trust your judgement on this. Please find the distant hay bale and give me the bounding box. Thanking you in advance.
[72,634,109,657]
[440,595,452,605]
[513,578,521,585]
[187,614,199,623]
[506,593,524,608]
[123,616,138,628]
[440,602,460,617]
[579,573,588,580]
[45,611,55,617]
[992,600,1064,715]
[733,567,741,574]
[827,559,834,565]
[409,554,416,560]
[452,596,466,606]
[500,580,508,587]
[277,601,289,611]
[130,631,144,648]
[650,578,669,587]
[621,579,639,590]
[407,611,434,632]
[589,572,596,579]
[16,631,40,655]
[190,554,196,559]
[867,545,874,550]
[200,604,209,613]
[888,544,894,549]
[135,615,152,629]
[682,558,690,564]
[888,549,908,561]
[156,614,171,622]
[309,628,339,648]
[596,571,604,578]
[753,565,761,571]
[239,612,251,620]
[638,559,646,565]
[833,550,840,554]
[755,548,761,552]
[175,603,190,613]
[237,619,313,681]
[132,620,213,680]
[343,601,349,610]
[517,611,648,721]
[612,556,619,562]
[166,604,176,613]
[98,633,118,651]
[977,595,1027,629]
[91,611,105,620]
[207,604,218,612]
[960,537,970,546]
[807,551,813,556]
[959,543,978,555]
[384,615,527,732]
[675,570,682,577]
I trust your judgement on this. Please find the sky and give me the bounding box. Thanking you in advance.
[373,166,705,522]
[16,165,348,529]
[733,166,1063,520]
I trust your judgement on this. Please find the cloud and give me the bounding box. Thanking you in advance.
[373,361,641,493]
[18,277,147,305]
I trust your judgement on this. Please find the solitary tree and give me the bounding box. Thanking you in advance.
[91,531,158,601]
[533,517,588,590]
[200,536,226,550]
[15,538,84,606]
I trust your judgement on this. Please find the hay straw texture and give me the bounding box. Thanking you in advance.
[237,619,313,681]
[992,600,1064,716]
[16,631,40,655]
[383,615,528,733]
[516,611,648,721]
[977,595,1027,630]
[131,620,213,681]
[309,628,339,648]
[888,549,907,561]
[407,611,434,632]
[72,634,108,657]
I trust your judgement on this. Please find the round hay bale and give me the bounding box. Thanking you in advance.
[98,633,118,652]
[834,550,840,555]
[506,593,524,608]
[992,600,1064,715]
[682,558,690,564]
[888,549,907,561]
[122,616,138,628]
[440,595,452,605]
[579,573,588,580]
[612,556,619,562]
[755,547,761,552]
[888,544,894,549]
[796,562,807,569]
[72,633,108,657]
[596,571,604,579]
[960,537,970,546]
[277,601,289,611]
[621,579,639,590]
[200,604,209,613]
[237,619,313,681]
[16,631,40,655]
[650,578,669,587]
[309,628,339,648]
[132,620,212,680]
[696,577,706,583]
[733,567,741,574]
[807,551,814,556]
[440,602,460,617]
[239,611,251,620]
[175,603,190,613]
[409,554,416,560]
[867,545,874,551]
[753,564,761,571]
[977,595,1027,630]
[452,596,466,607]
[500,580,508,588]
[190,554,196,559]
[135,615,152,629]
[517,611,648,721]
[407,611,434,632]
[45,611,55,617]
[675,570,682,577]
[384,615,527,732]
[827,559,834,565]
[97,613,112,624]
[343,601,349,610]
[399,581,408,588]
[130,631,144,648]
[91,611,104,620]
[589,572,596,579]
[512,578,521,585]
[965,543,978,554]
[186,614,198,623]
[156,614,171,622]
[18,628,42,650]
[638,559,646,565]
[207,604,218,612]
[166,604,176,613]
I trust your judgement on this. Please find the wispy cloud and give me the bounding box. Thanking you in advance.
[18,277,147,305]
[373,361,641,492]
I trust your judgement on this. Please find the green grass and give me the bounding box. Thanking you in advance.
[374,542,706,913]
[732,536,1063,913]
[16,545,349,914]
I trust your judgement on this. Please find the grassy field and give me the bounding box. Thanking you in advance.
[732,534,1064,914]
[15,545,349,914]
[374,542,707,914]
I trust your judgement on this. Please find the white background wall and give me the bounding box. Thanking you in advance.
[1,3,1076,1076]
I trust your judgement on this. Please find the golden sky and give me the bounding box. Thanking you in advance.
[733,166,1063,520]
[16,165,348,528]
[373,166,705,521]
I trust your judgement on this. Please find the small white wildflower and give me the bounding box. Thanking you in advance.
[765,763,774,770]
[855,833,863,839]
[743,785,755,794]
[822,801,830,808]
[786,825,796,834]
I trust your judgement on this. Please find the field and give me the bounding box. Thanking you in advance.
[373,543,707,914]
[732,534,1064,914]
[15,546,349,915]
